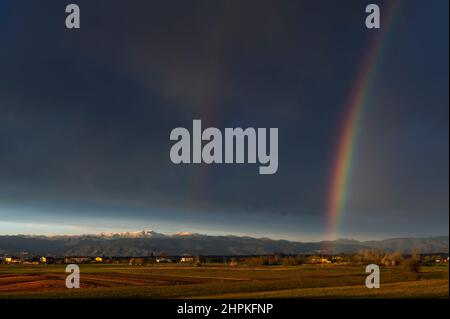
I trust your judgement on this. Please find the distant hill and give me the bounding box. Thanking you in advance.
[361,236,449,254]
[0,231,447,256]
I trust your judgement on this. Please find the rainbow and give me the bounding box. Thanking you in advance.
[326,1,400,240]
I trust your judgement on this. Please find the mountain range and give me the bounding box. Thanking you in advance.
[0,230,448,256]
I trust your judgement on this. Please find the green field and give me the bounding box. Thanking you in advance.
[0,263,447,298]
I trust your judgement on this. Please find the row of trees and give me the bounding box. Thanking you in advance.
[124,251,446,272]
[244,256,304,266]
[349,250,423,272]
[239,251,444,272]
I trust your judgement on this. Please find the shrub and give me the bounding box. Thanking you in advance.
[401,258,421,273]
[281,256,303,266]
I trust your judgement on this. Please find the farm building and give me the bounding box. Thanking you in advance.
[180,257,194,263]
[3,257,20,264]
[156,257,172,263]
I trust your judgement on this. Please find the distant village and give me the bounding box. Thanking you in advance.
[0,255,192,265]
[1,253,448,267]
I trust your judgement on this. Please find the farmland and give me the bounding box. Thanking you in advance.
[0,263,447,298]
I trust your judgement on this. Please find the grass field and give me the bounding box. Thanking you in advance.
[0,263,447,299]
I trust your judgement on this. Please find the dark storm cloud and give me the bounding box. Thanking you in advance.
[0,0,448,238]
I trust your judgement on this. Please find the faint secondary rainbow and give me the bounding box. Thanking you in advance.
[326,1,400,240]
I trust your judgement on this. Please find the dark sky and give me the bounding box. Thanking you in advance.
[0,0,448,240]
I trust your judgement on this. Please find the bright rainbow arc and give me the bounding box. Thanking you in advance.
[326,1,400,240]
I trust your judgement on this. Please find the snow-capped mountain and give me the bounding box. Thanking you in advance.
[0,232,448,256]
[97,230,166,239]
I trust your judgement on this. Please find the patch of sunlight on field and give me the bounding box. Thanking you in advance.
[195,279,449,299]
